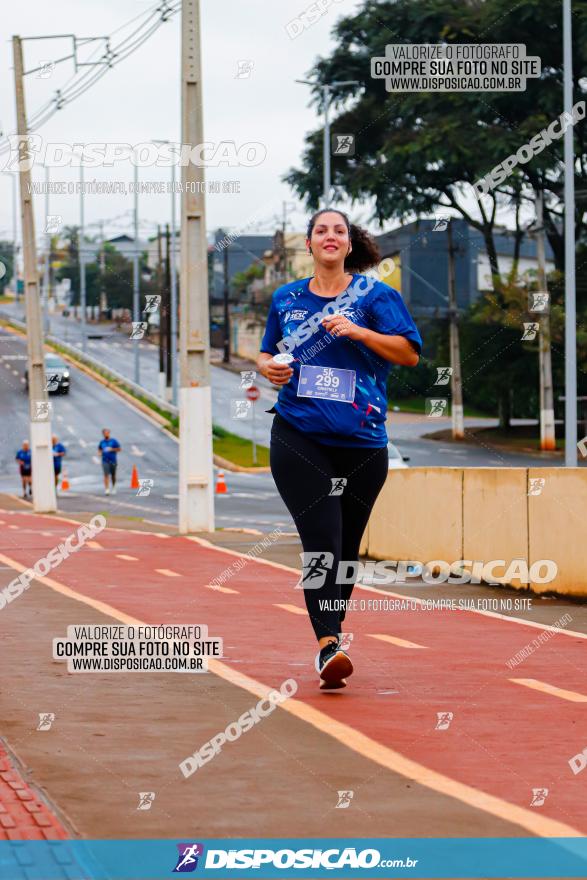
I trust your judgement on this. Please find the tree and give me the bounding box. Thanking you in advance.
[284,0,587,295]
[0,241,14,293]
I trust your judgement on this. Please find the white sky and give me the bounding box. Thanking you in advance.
[0,0,372,246]
[0,0,553,251]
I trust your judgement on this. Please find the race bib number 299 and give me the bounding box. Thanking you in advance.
[297,365,356,403]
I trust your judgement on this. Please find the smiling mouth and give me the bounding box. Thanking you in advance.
[324,245,338,251]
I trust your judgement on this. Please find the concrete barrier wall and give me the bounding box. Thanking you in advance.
[360,467,587,598]
[462,468,528,589]
[528,468,587,596]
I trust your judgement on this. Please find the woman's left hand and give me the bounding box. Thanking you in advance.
[321,314,366,342]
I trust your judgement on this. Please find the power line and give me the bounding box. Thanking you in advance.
[0,1,179,157]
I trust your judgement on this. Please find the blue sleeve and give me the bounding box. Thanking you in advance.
[259,297,281,355]
[367,284,422,354]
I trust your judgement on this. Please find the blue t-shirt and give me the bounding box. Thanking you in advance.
[16,449,32,469]
[260,274,422,448]
[53,442,67,472]
[99,438,120,464]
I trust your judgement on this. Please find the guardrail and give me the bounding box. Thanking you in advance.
[0,310,179,418]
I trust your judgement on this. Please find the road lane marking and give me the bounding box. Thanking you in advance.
[116,554,139,561]
[189,535,587,641]
[510,678,587,703]
[155,568,181,577]
[66,426,75,435]
[79,438,87,448]
[86,541,103,550]
[205,583,239,594]
[368,633,428,649]
[0,546,580,838]
[274,603,306,616]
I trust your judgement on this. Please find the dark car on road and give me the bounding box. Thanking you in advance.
[24,353,71,394]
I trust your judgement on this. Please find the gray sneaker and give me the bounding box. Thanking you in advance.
[315,639,353,690]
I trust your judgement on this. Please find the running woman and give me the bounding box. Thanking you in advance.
[257,209,422,690]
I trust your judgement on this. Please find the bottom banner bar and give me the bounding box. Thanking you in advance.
[0,838,586,879]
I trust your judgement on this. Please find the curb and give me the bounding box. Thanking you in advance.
[213,453,271,474]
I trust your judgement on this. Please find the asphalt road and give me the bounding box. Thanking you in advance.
[4,302,570,467]
[0,326,296,532]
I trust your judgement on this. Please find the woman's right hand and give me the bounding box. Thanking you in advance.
[258,356,294,386]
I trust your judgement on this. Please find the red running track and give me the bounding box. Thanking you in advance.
[1,510,585,837]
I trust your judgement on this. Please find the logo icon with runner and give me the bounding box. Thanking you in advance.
[331,134,355,156]
[530,787,549,807]
[173,843,205,873]
[296,551,334,589]
[435,711,454,730]
[37,712,55,731]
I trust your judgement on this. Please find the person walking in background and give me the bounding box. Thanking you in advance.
[16,440,32,499]
[98,428,121,496]
[52,435,67,489]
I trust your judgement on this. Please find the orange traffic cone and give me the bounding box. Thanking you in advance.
[60,468,70,492]
[130,464,140,490]
[215,470,227,494]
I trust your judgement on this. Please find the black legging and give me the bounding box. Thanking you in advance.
[270,412,389,640]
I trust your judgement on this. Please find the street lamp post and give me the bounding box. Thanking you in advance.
[43,165,50,335]
[295,79,360,208]
[153,139,179,405]
[79,162,87,352]
[563,0,577,466]
[132,153,140,384]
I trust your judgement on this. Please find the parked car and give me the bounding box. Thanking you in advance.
[387,441,410,469]
[24,353,71,394]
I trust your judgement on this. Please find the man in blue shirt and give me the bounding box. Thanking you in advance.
[98,428,121,496]
[16,440,32,499]
[52,435,67,489]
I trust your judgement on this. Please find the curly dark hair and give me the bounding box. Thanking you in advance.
[306,209,381,273]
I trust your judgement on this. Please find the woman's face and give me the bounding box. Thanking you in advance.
[307,212,351,268]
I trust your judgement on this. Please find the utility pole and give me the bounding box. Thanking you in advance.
[534,190,556,451]
[165,223,172,396]
[157,225,165,399]
[447,220,464,439]
[132,155,140,384]
[563,0,577,466]
[11,173,18,297]
[13,36,56,512]
[99,220,107,316]
[222,242,230,363]
[178,0,214,533]
[79,163,87,351]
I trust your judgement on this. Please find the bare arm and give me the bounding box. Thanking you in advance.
[321,315,419,367]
